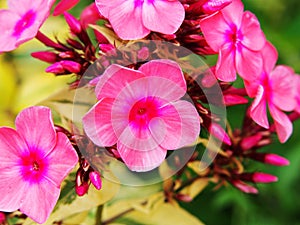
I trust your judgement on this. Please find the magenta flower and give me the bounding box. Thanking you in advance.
[248,42,297,143]
[200,0,266,82]
[95,0,185,40]
[0,106,78,224]
[83,59,200,172]
[0,0,54,52]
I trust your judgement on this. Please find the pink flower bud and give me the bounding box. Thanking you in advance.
[75,183,89,196]
[59,51,75,59]
[0,212,5,224]
[240,133,263,151]
[53,0,80,16]
[31,51,58,63]
[176,194,193,202]
[240,172,278,183]
[64,12,82,34]
[99,44,115,54]
[248,153,290,166]
[137,47,150,61]
[45,62,65,74]
[231,180,258,194]
[60,60,82,73]
[89,171,102,190]
[80,3,103,28]
[67,39,84,50]
[201,0,232,14]
[209,123,231,145]
[223,94,248,106]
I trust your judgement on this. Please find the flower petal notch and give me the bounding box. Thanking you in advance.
[0,106,78,224]
[95,0,185,40]
[0,0,55,52]
[83,59,200,172]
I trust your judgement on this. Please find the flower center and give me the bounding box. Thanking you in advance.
[225,24,243,50]
[13,10,36,38]
[32,161,40,171]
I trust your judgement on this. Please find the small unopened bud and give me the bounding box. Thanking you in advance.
[53,0,79,16]
[67,39,84,50]
[99,44,115,54]
[201,0,232,14]
[64,12,82,34]
[75,183,89,196]
[89,171,102,190]
[210,123,231,145]
[137,47,150,61]
[176,194,193,202]
[60,60,82,73]
[59,51,75,59]
[0,212,5,224]
[248,153,290,166]
[80,3,103,28]
[31,51,58,63]
[240,172,278,183]
[240,133,263,151]
[45,62,65,74]
[231,180,258,194]
[223,94,248,106]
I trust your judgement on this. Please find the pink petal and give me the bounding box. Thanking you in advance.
[261,42,278,74]
[95,0,118,18]
[215,45,237,82]
[138,59,186,93]
[150,101,200,150]
[221,0,244,26]
[269,104,293,143]
[53,0,79,16]
[107,0,150,39]
[95,64,144,100]
[250,85,269,129]
[20,180,60,224]
[271,65,296,112]
[16,106,56,156]
[200,12,228,52]
[244,78,260,98]
[44,132,78,186]
[117,142,167,172]
[0,168,27,212]
[142,0,184,34]
[0,10,19,52]
[240,11,266,51]
[0,127,28,166]
[83,98,118,147]
[235,45,263,81]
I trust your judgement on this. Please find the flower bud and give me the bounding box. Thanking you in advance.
[176,194,193,202]
[0,212,5,224]
[60,60,82,73]
[240,172,278,183]
[240,133,263,151]
[45,62,65,74]
[53,0,79,16]
[209,123,231,145]
[31,51,58,63]
[80,3,103,28]
[201,0,232,14]
[75,182,89,196]
[64,12,82,34]
[231,180,258,194]
[248,153,290,166]
[99,44,115,54]
[223,94,248,106]
[89,171,102,190]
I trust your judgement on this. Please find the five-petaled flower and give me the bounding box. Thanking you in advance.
[0,0,54,52]
[0,106,78,224]
[247,42,297,143]
[95,0,185,40]
[83,59,200,172]
[200,0,266,82]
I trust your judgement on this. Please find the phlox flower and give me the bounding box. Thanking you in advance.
[0,106,78,224]
[95,0,185,40]
[247,42,297,143]
[0,0,54,52]
[83,59,200,172]
[200,0,266,82]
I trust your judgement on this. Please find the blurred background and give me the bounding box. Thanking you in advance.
[0,0,299,224]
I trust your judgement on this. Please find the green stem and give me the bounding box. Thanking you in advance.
[95,205,104,225]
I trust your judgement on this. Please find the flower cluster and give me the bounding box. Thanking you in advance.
[0,0,299,224]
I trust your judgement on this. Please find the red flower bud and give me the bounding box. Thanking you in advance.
[0,212,5,224]
[201,0,232,14]
[75,183,89,196]
[64,12,82,34]
[209,123,231,145]
[240,172,278,183]
[80,3,103,28]
[89,171,102,190]
[53,0,79,16]
[45,62,65,74]
[248,153,290,166]
[240,133,263,151]
[31,51,58,63]
[60,60,82,73]
[231,180,258,194]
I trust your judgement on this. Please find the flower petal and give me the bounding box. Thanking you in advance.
[117,142,167,172]
[200,11,228,52]
[142,0,184,34]
[107,0,150,39]
[0,10,19,52]
[95,0,121,18]
[261,42,278,74]
[44,132,78,186]
[20,180,60,224]
[235,45,263,81]
[83,98,118,147]
[250,85,269,129]
[53,0,79,16]
[240,11,266,51]
[138,59,186,92]
[271,65,296,112]
[149,101,200,150]
[16,106,56,156]
[215,45,237,82]
[221,0,244,26]
[95,64,144,100]
[269,104,293,143]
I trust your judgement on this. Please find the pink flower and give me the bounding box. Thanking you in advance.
[0,106,78,224]
[0,0,54,52]
[83,59,200,172]
[95,0,185,40]
[295,75,300,114]
[248,42,297,143]
[200,0,266,82]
